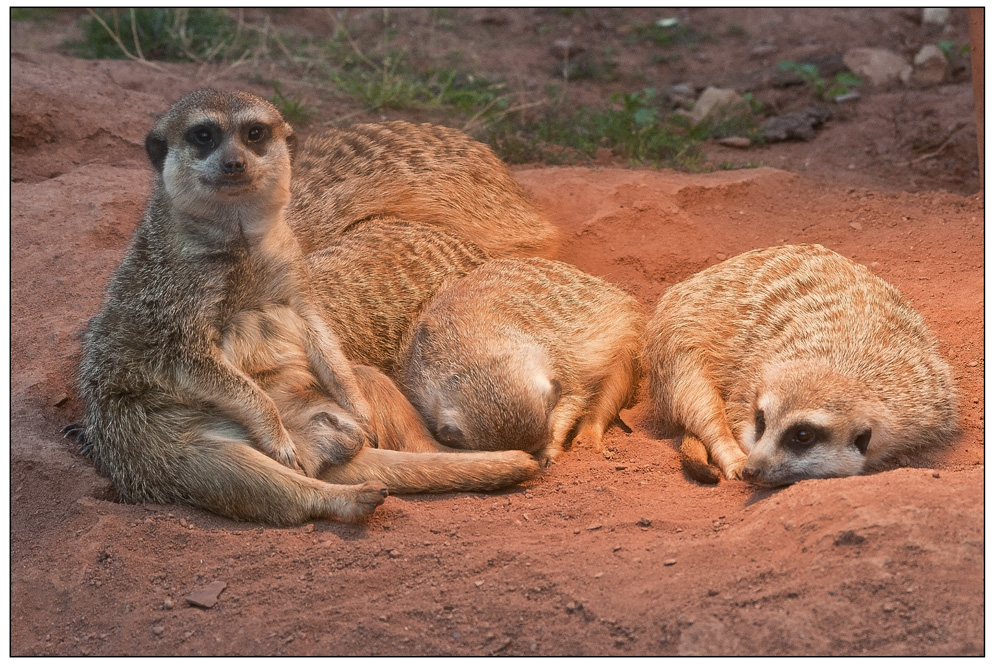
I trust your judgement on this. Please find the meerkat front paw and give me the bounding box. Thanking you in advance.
[723,458,747,481]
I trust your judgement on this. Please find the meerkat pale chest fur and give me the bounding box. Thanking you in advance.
[287,121,558,259]
[75,89,538,525]
[398,257,646,465]
[644,243,958,486]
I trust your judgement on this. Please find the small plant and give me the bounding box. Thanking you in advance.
[631,18,708,49]
[74,8,236,62]
[778,60,862,100]
[270,84,313,125]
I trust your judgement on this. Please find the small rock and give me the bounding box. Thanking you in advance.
[388,549,402,559]
[179,518,188,528]
[883,602,897,613]
[911,44,948,86]
[717,136,752,149]
[587,523,603,531]
[185,581,227,609]
[475,580,485,588]
[849,221,863,231]
[565,601,581,613]
[636,517,652,528]
[162,599,174,610]
[933,471,941,479]
[663,559,677,566]
[152,625,164,636]
[833,91,861,104]
[715,253,728,261]
[614,464,628,471]
[921,8,951,25]
[691,86,747,126]
[844,47,912,86]
[304,523,315,534]
[750,43,778,59]
[761,106,831,142]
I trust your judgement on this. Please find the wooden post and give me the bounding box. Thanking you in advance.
[968,8,984,189]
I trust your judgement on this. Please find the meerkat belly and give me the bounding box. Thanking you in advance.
[221,306,320,402]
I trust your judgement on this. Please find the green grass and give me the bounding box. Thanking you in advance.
[72,8,236,62]
[777,60,862,101]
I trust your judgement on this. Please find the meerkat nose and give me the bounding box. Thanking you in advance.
[741,466,760,482]
[222,157,246,175]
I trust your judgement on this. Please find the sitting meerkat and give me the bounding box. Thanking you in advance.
[644,243,958,486]
[73,89,538,526]
[304,218,489,376]
[287,121,559,259]
[398,257,646,466]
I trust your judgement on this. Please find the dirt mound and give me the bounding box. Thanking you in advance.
[10,24,982,657]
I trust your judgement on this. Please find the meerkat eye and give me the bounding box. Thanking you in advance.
[853,429,872,455]
[754,410,766,440]
[781,424,823,451]
[188,125,215,147]
[246,125,267,143]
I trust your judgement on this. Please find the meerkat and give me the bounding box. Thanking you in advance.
[73,89,538,526]
[304,218,489,376]
[397,257,646,466]
[644,243,958,486]
[286,120,559,259]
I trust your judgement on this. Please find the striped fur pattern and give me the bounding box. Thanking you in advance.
[399,257,646,465]
[305,219,489,376]
[644,243,958,486]
[287,121,558,259]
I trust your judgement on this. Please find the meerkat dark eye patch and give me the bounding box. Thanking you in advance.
[853,429,871,455]
[755,409,766,440]
[186,124,219,153]
[245,124,268,143]
[781,423,825,452]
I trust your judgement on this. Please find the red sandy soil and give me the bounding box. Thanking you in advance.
[10,9,983,656]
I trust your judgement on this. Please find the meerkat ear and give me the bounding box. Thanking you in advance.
[853,429,872,455]
[145,130,169,173]
[284,125,297,164]
[544,378,563,415]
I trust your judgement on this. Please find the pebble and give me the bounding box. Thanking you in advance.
[475,580,485,588]
[162,599,174,610]
[152,625,164,636]
[717,136,751,149]
[664,559,677,566]
[715,253,727,261]
[303,523,315,534]
[587,523,603,531]
[637,517,652,528]
[185,581,227,609]
[388,549,403,558]
[849,221,863,231]
[565,601,580,613]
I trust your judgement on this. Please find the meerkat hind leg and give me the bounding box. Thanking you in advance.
[183,438,387,525]
[571,363,639,452]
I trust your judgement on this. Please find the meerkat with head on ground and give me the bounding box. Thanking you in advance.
[644,243,958,486]
[286,120,559,259]
[397,257,646,466]
[73,89,538,526]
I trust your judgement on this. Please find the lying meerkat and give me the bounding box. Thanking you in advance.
[304,218,489,376]
[288,121,559,259]
[644,243,958,486]
[73,89,538,526]
[398,257,646,466]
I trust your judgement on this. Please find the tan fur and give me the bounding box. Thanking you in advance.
[305,219,489,376]
[76,89,538,526]
[287,121,559,259]
[644,243,958,486]
[399,258,646,466]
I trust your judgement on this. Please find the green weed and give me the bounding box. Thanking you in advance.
[778,60,861,100]
[73,8,236,62]
[270,84,313,125]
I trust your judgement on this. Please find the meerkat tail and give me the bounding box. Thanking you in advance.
[679,433,721,484]
[318,447,540,493]
[179,439,387,526]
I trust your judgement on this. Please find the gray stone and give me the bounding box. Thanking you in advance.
[761,106,832,142]
[912,44,948,86]
[922,8,951,25]
[691,86,747,126]
[185,581,227,609]
[843,48,912,86]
